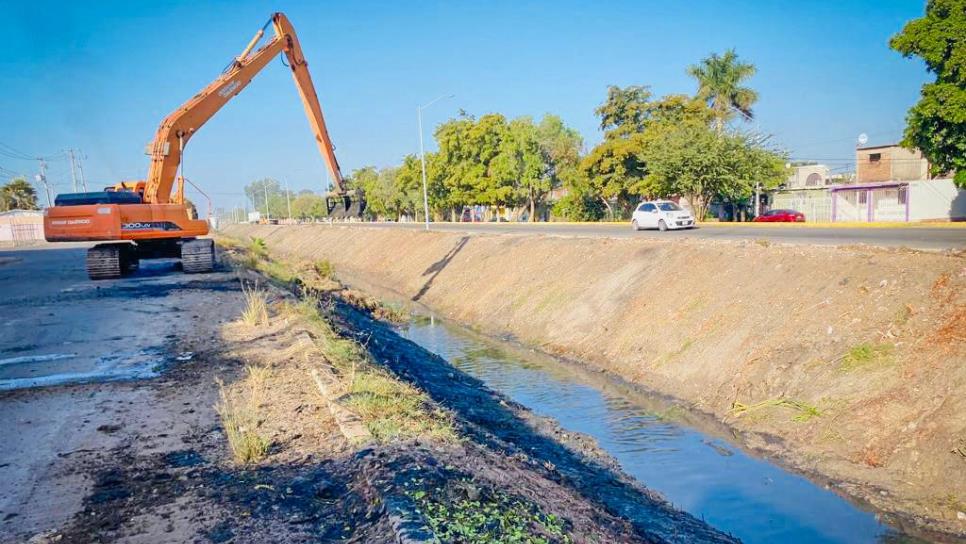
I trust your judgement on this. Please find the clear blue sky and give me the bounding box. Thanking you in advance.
[0,0,928,209]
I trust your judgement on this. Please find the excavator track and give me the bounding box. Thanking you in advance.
[86,244,123,280]
[181,239,215,274]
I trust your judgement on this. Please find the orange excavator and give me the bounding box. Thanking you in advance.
[44,12,362,279]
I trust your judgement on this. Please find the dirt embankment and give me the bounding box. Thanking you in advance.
[225,223,966,535]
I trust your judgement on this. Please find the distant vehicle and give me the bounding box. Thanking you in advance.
[631,200,695,231]
[755,209,805,222]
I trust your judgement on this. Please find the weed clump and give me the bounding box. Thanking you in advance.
[215,365,271,464]
[405,477,570,544]
[285,298,455,442]
[314,259,335,279]
[840,343,894,372]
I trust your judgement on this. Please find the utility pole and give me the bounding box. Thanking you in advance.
[262,179,270,221]
[35,159,52,207]
[285,180,292,221]
[76,150,88,191]
[417,94,454,231]
[67,149,78,192]
[754,182,761,218]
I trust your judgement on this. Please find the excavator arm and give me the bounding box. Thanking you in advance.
[143,12,345,204]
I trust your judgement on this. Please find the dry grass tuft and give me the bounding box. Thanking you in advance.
[215,365,272,464]
[732,397,822,422]
[240,281,269,326]
[283,297,455,443]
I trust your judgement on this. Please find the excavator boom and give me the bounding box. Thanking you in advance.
[144,12,347,204]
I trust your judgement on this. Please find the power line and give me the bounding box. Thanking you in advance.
[0,141,66,162]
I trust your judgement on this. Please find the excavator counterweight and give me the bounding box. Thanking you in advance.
[43,12,362,279]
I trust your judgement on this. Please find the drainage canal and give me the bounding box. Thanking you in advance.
[399,315,917,544]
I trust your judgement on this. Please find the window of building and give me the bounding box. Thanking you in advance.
[869,153,881,162]
[805,173,822,186]
[858,191,868,204]
[898,187,907,205]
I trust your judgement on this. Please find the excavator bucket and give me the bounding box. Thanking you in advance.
[326,193,366,219]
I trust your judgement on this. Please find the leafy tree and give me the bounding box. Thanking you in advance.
[890,0,966,187]
[640,124,786,220]
[394,154,425,220]
[243,178,290,219]
[290,193,327,220]
[581,86,656,217]
[491,117,545,220]
[0,177,39,211]
[552,169,605,221]
[582,90,714,217]
[535,114,583,221]
[595,85,653,135]
[432,113,513,219]
[687,49,758,132]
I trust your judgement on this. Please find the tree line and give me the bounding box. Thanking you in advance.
[346,49,787,222]
[243,2,966,223]
[240,49,786,222]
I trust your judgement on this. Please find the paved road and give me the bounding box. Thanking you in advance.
[0,246,228,390]
[344,222,966,250]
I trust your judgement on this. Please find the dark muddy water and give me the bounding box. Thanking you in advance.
[399,316,913,544]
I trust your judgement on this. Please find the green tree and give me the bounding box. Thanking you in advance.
[433,113,512,219]
[552,169,605,221]
[536,114,583,221]
[595,85,653,135]
[491,117,545,220]
[890,0,966,187]
[581,86,656,217]
[640,124,786,220]
[243,178,289,219]
[582,90,714,217]
[395,154,425,220]
[290,193,327,220]
[687,49,758,132]
[0,177,39,211]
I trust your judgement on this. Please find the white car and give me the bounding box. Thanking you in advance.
[631,200,695,231]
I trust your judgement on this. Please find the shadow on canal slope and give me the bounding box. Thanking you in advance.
[333,300,737,544]
[411,236,469,302]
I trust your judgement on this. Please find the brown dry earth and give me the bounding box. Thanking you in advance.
[224,223,966,537]
[1,250,733,543]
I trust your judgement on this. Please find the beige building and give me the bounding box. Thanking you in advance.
[785,164,831,188]
[855,144,929,183]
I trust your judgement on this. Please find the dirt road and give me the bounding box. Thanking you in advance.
[0,247,246,541]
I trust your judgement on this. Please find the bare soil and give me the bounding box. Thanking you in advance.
[224,223,966,537]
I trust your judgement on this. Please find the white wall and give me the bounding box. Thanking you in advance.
[909,179,966,221]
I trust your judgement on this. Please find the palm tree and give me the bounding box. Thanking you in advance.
[687,49,758,132]
[0,177,39,211]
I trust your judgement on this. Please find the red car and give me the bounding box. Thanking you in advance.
[755,209,805,222]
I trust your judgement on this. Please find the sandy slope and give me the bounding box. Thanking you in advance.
[226,222,966,536]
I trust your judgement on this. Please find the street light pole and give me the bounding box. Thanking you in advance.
[417,94,454,230]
